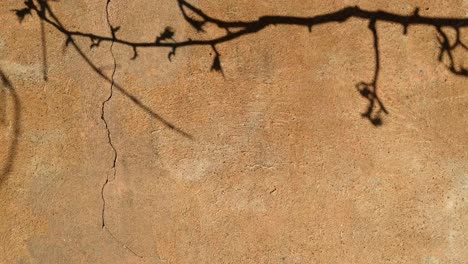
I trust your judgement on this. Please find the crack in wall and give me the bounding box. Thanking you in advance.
[100,0,118,230]
[99,2,166,260]
[100,0,145,259]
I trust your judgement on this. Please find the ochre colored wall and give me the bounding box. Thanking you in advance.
[1,1,467,263]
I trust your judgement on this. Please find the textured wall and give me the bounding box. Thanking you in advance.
[1,0,467,263]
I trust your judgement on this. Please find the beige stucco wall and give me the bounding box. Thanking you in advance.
[1,0,467,263]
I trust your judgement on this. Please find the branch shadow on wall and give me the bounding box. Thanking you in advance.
[7,0,467,257]
[2,0,466,186]
[12,0,468,128]
[13,0,193,140]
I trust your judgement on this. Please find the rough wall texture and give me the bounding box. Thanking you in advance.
[0,0,467,263]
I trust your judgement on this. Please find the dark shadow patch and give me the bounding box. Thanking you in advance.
[0,68,21,187]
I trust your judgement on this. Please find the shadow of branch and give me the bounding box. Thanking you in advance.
[12,0,468,128]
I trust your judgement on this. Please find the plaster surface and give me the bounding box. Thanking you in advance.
[0,1,467,263]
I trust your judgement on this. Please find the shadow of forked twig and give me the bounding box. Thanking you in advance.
[355,19,389,126]
[436,26,468,76]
